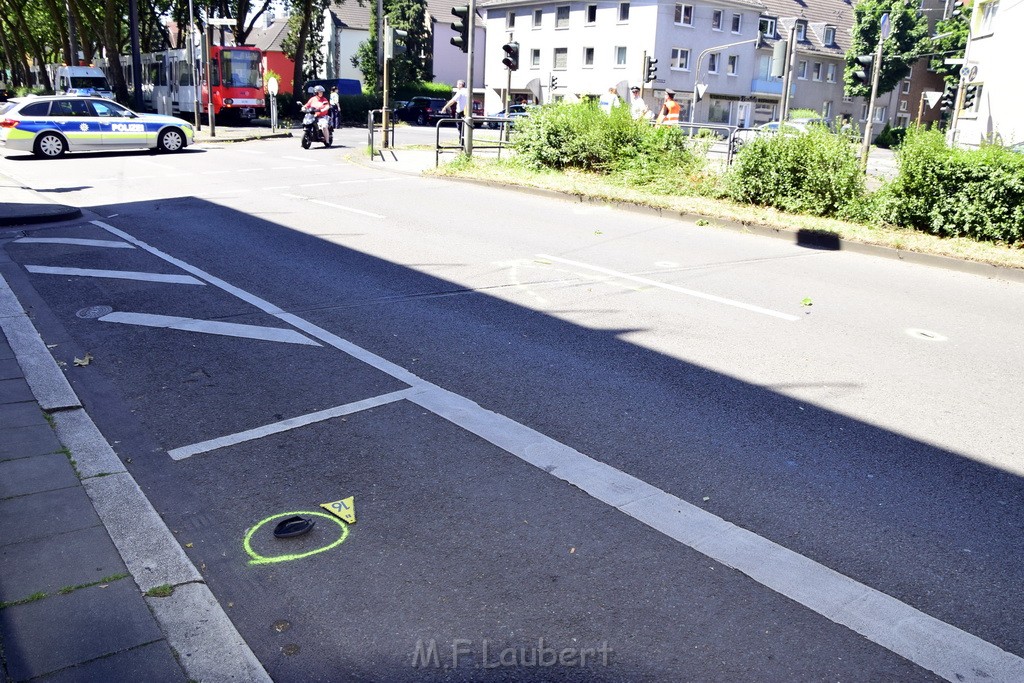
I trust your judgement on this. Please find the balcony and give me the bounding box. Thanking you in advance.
[751,78,783,95]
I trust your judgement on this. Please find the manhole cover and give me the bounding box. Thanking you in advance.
[76,305,113,319]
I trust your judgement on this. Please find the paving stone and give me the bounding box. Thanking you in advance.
[34,640,186,683]
[0,525,127,604]
[0,401,49,429]
[0,454,79,500]
[0,423,61,462]
[0,378,34,404]
[0,357,22,380]
[0,578,164,681]
[0,486,100,547]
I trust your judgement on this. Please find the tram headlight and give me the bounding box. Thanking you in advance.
[224,98,234,105]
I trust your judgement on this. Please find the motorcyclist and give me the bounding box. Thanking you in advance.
[304,85,331,142]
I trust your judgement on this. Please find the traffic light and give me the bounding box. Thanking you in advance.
[550,74,558,89]
[643,55,658,83]
[385,27,408,59]
[451,5,470,53]
[851,54,873,87]
[502,41,520,71]
[962,83,978,110]
[939,83,957,112]
[950,0,965,18]
[770,40,787,78]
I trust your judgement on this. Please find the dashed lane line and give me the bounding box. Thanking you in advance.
[281,194,385,219]
[25,265,205,285]
[536,253,801,321]
[98,311,321,346]
[16,237,135,249]
[88,220,1024,682]
[168,388,417,460]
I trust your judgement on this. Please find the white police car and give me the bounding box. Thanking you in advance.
[0,95,194,158]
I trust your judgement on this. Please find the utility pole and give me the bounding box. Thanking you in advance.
[189,0,199,129]
[463,0,476,156]
[860,13,889,170]
[779,23,797,121]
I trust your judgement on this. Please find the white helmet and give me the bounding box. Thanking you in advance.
[314,85,325,94]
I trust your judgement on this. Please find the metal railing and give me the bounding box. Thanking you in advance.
[366,108,396,160]
[433,117,514,167]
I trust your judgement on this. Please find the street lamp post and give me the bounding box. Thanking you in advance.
[689,33,767,127]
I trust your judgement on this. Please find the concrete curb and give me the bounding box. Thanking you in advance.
[0,272,271,682]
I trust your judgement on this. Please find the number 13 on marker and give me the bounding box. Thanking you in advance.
[320,496,356,524]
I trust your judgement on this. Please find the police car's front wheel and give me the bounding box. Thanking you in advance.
[34,133,66,158]
[158,128,185,153]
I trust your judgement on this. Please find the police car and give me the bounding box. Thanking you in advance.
[0,95,194,158]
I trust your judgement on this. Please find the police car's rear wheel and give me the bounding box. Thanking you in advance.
[34,133,66,158]
[158,128,185,152]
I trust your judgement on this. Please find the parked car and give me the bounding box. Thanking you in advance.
[300,78,362,96]
[1006,141,1024,154]
[394,97,452,125]
[731,117,828,150]
[485,104,535,128]
[0,95,194,158]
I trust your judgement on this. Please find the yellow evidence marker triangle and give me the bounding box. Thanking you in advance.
[321,497,356,524]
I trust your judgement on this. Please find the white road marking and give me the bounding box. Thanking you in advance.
[89,220,1024,682]
[536,253,801,321]
[281,194,385,219]
[25,265,204,285]
[16,237,134,249]
[168,388,416,460]
[98,311,321,346]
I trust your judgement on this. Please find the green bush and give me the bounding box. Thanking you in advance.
[727,126,864,216]
[873,124,907,149]
[510,101,705,192]
[879,126,1024,244]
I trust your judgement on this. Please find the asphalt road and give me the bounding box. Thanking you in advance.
[1,132,1021,682]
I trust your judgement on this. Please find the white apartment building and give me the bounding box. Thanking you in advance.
[479,0,873,126]
[953,0,1021,147]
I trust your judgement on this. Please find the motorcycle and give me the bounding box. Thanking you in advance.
[300,106,333,149]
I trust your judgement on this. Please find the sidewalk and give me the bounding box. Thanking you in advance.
[0,264,270,680]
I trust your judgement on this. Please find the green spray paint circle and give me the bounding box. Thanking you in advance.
[244,510,349,566]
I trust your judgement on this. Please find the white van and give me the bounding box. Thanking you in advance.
[53,66,114,99]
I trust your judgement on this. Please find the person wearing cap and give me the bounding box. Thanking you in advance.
[599,86,621,114]
[629,86,651,121]
[656,89,681,126]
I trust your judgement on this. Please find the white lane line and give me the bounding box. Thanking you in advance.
[90,220,1024,682]
[16,237,134,249]
[98,312,321,346]
[168,388,416,460]
[25,265,204,285]
[281,194,385,219]
[409,385,1024,683]
[536,253,801,321]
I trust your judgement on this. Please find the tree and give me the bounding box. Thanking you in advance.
[352,0,430,92]
[845,0,930,98]
[929,8,971,85]
[281,0,331,94]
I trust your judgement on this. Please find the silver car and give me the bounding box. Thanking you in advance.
[0,95,194,158]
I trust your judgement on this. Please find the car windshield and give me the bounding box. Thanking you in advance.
[70,76,110,89]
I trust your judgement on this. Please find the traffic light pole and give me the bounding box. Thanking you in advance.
[463,0,476,157]
[859,32,885,170]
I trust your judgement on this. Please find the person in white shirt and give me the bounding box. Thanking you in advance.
[598,86,621,114]
[629,86,651,121]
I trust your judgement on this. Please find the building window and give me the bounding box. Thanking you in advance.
[901,80,911,94]
[531,49,541,68]
[615,46,627,66]
[823,26,836,45]
[727,55,738,75]
[675,4,693,26]
[899,99,908,112]
[583,47,595,67]
[861,104,868,121]
[796,21,807,41]
[556,5,570,28]
[874,106,887,123]
[619,2,630,22]
[708,53,720,73]
[759,17,776,37]
[823,101,832,119]
[671,47,690,70]
[506,11,515,28]
[797,61,807,79]
[731,13,742,33]
[979,0,998,34]
[812,62,822,81]
[554,47,568,69]
[712,10,723,30]
[586,4,597,23]
[826,64,836,83]
[534,9,543,27]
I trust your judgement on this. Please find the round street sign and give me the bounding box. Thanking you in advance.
[267,77,279,96]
